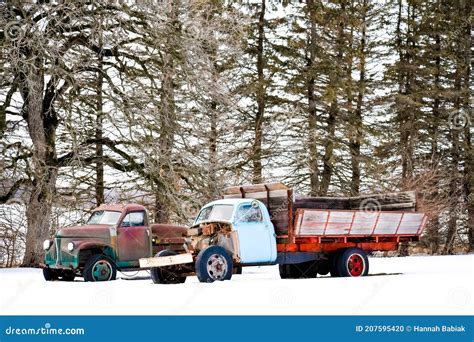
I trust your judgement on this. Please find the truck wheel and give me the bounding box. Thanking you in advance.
[43,267,59,281]
[279,264,293,279]
[298,261,318,278]
[59,271,76,282]
[195,246,233,283]
[150,250,187,284]
[317,261,330,276]
[83,254,117,282]
[337,248,369,277]
[291,262,318,278]
[279,263,316,279]
[330,250,343,277]
[233,266,242,274]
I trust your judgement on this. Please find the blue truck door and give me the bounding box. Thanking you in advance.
[233,202,277,264]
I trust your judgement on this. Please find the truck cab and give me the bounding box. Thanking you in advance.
[43,203,186,282]
[193,199,277,264]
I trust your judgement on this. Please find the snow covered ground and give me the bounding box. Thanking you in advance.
[0,255,472,315]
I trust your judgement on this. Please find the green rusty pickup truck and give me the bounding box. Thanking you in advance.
[42,203,186,282]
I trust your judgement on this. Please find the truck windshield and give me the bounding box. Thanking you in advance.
[195,204,234,223]
[87,211,122,225]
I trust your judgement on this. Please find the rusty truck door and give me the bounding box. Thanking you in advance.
[117,211,151,264]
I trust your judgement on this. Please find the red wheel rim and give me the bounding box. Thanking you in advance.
[347,253,364,277]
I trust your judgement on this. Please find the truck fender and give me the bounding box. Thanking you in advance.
[74,241,116,266]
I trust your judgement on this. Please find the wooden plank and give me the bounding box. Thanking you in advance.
[295,191,416,211]
[139,253,193,268]
[295,197,351,210]
[223,182,288,196]
[349,191,416,209]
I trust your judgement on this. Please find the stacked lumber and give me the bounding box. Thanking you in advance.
[294,191,416,212]
[349,191,416,211]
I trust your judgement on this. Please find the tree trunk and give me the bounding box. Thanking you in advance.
[155,1,180,223]
[95,51,105,206]
[400,2,416,183]
[307,0,320,196]
[22,58,58,267]
[466,125,474,252]
[349,0,367,196]
[443,60,462,256]
[253,0,266,184]
[461,0,473,252]
[320,1,345,195]
[426,30,442,254]
[208,99,218,199]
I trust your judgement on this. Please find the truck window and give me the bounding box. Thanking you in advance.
[235,204,263,223]
[87,211,121,225]
[196,206,213,223]
[121,211,145,227]
[195,205,234,223]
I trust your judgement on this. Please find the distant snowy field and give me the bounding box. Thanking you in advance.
[0,255,472,315]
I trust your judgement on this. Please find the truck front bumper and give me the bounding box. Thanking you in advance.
[139,253,194,268]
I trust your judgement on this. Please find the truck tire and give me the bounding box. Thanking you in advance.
[330,250,344,277]
[299,261,318,278]
[279,264,295,279]
[59,271,76,282]
[279,263,317,279]
[294,262,318,278]
[83,254,117,282]
[233,266,243,274]
[150,250,187,284]
[43,267,59,281]
[317,261,330,276]
[195,246,233,283]
[336,248,369,277]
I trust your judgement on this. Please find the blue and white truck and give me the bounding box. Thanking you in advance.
[139,183,427,283]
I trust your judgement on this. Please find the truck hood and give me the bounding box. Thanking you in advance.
[56,225,111,239]
[190,220,233,229]
[151,223,187,238]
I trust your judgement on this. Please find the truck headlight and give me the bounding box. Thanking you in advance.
[43,240,51,251]
[67,242,75,252]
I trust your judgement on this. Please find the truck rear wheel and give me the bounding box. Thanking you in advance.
[330,250,344,277]
[59,271,76,282]
[43,267,59,281]
[83,254,117,282]
[195,246,233,283]
[279,264,295,279]
[317,261,330,276]
[337,248,369,277]
[279,262,317,279]
[150,250,187,284]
